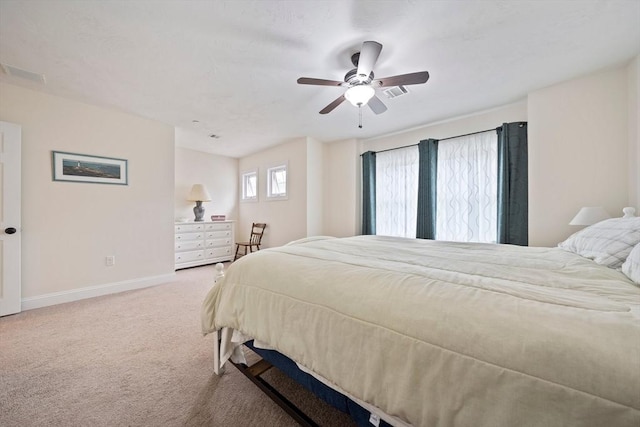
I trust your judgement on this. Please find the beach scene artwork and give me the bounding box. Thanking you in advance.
[62,159,121,179]
[53,151,128,185]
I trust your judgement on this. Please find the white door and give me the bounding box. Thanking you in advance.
[0,121,21,316]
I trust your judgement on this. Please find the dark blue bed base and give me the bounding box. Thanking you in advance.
[245,340,392,427]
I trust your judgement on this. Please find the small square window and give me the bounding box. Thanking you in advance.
[241,170,257,202]
[267,163,288,200]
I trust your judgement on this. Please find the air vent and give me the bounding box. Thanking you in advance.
[0,64,46,84]
[382,85,408,99]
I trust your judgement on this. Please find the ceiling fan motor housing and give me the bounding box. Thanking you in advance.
[344,68,374,85]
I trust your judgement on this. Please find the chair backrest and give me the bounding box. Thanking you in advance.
[249,223,267,245]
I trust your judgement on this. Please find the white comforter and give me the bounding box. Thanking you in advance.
[202,235,640,427]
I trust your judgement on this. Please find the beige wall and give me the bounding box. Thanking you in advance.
[306,137,324,236]
[323,139,360,237]
[0,82,175,300]
[174,147,238,223]
[528,66,630,246]
[629,55,640,209]
[238,138,309,248]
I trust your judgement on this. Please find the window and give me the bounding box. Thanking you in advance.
[435,131,497,243]
[267,163,288,200]
[363,123,528,245]
[241,169,257,202]
[375,146,419,238]
[371,131,498,243]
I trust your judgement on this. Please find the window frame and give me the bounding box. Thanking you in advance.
[266,162,288,201]
[240,169,258,202]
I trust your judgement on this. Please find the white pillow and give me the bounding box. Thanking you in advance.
[558,217,640,269]
[622,243,640,285]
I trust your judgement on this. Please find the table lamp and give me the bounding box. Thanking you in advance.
[187,184,212,222]
[569,206,610,226]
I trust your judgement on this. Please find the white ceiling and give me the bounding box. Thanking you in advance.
[1,0,639,158]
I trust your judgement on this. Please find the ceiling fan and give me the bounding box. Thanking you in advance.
[297,41,430,120]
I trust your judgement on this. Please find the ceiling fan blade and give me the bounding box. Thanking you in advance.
[297,77,344,86]
[356,41,382,81]
[319,94,346,114]
[368,95,387,115]
[375,71,430,87]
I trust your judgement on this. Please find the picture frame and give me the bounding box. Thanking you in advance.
[52,151,128,185]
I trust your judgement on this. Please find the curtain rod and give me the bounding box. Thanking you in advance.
[363,127,499,156]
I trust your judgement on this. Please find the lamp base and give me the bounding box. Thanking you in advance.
[193,201,205,222]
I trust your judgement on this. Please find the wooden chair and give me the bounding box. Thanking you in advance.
[233,223,267,261]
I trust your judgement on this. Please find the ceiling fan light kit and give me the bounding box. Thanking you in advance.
[344,85,375,106]
[297,40,430,127]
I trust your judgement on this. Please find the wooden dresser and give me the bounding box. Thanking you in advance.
[174,220,234,270]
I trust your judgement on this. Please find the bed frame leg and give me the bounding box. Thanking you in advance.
[213,329,225,375]
[213,263,226,375]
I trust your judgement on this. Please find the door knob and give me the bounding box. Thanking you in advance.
[4,227,16,234]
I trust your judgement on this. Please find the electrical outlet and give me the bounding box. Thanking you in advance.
[105,256,115,267]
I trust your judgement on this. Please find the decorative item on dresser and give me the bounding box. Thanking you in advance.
[187,184,212,222]
[175,220,234,270]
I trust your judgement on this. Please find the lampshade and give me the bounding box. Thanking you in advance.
[187,184,212,202]
[344,85,375,106]
[569,206,610,226]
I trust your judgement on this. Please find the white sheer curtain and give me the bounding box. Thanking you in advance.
[376,146,419,238]
[436,131,498,243]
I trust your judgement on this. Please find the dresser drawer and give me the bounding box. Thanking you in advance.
[205,222,233,231]
[205,238,232,248]
[175,250,205,264]
[175,223,205,233]
[206,230,232,239]
[206,247,232,259]
[175,232,204,242]
[175,240,204,251]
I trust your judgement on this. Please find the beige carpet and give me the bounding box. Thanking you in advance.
[0,264,355,427]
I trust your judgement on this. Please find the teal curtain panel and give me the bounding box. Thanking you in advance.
[416,139,438,239]
[497,122,529,245]
[361,151,376,235]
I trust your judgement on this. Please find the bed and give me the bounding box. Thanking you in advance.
[201,229,640,426]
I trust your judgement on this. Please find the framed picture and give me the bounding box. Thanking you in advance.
[52,151,128,185]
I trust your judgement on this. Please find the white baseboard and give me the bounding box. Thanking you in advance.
[21,273,177,311]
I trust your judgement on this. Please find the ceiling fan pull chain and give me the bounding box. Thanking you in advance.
[358,105,363,129]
